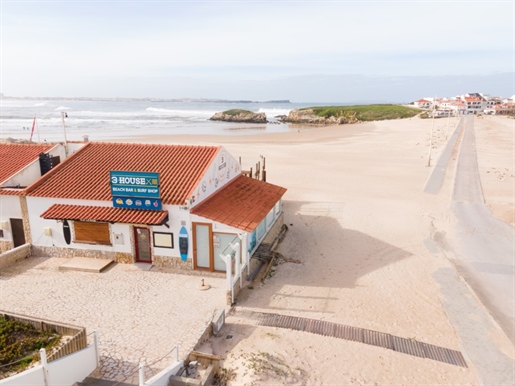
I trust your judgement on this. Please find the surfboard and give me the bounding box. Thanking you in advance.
[179,226,188,261]
[63,219,71,245]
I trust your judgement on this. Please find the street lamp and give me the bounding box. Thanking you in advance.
[61,111,68,156]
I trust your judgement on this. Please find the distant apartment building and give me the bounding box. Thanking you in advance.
[413,99,432,109]
[413,92,512,116]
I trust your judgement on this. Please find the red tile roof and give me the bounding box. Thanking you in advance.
[0,143,55,184]
[190,175,287,232]
[27,142,220,205]
[41,204,168,225]
[0,188,26,196]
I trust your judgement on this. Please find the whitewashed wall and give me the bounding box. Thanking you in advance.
[26,197,134,253]
[0,195,22,244]
[0,344,97,386]
[46,344,97,386]
[151,205,190,259]
[0,144,66,188]
[189,147,241,208]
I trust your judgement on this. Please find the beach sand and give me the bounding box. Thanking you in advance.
[119,116,513,384]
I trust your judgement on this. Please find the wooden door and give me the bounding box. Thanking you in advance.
[10,218,25,248]
[134,227,152,263]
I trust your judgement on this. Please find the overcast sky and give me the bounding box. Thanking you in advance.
[1,0,513,102]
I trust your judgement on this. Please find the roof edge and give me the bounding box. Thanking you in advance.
[184,145,223,201]
[25,142,93,195]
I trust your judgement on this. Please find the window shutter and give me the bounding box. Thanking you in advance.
[74,221,111,245]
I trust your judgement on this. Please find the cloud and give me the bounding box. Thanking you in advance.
[1,1,512,99]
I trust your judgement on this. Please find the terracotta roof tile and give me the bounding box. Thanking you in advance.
[191,175,287,232]
[0,188,27,196]
[0,143,55,184]
[41,204,168,225]
[27,142,220,205]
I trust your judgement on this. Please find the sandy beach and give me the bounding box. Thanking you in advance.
[2,115,512,384]
[116,115,515,384]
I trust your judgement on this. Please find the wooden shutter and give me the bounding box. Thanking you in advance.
[74,221,111,245]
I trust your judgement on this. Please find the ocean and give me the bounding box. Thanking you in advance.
[0,98,333,142]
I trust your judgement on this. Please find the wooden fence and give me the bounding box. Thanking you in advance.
[0,310,87,362]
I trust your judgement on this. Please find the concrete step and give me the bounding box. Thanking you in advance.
[75,377,137,386]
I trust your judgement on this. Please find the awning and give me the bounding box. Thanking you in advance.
[190,175,286,232]
[41,204,168,225]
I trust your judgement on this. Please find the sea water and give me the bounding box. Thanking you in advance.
[0,98,330,142]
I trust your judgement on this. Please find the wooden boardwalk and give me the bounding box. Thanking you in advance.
[235,308,468,368]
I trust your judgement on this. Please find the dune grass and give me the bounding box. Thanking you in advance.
[0,316,61,377]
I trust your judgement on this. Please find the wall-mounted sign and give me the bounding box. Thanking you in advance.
[112,196,162,210]
[110,171,160,198]
[110,171,161,211]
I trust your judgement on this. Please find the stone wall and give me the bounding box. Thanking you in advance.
[31,245,134,264]
[0,243,31,269]
[19,196,32,244]
[152,255,192,270]
[0,240,13,254]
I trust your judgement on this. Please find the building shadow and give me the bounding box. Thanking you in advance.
[236,200,413,311]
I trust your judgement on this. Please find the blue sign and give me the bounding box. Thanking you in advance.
[112,196,162,210]
[110,171,160,199]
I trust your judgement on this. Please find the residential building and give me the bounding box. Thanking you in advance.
[24,142,286,275]
[0,143,66,252]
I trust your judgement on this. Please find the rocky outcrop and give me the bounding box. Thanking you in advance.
[280,109,358,125]
[210,110,268,123]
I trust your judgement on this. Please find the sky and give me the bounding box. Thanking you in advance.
[1,0,513,102]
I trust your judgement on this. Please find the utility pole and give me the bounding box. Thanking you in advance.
[427,96,436,167]
[61,111,68,156]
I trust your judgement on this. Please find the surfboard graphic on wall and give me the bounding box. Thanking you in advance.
[179,226,188,261]
[63,219,71,245]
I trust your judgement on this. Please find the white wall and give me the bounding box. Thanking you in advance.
[0,144,66,188]
[0,195,22,244]
[151,205,190,259]
[190,147,241,208]
[143,360,184,386]
[0,195,22,221]
[0,344,97,386]
[47,344,97,386]
[0,366,44,386]
[26,197,134,253]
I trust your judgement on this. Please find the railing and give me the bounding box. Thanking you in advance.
[0,311,87,362]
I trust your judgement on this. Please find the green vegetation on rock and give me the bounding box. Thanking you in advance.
[0,316,61,377]
[301,104,421,121]
[223,109,254,116]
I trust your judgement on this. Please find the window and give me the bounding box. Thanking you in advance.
[74,221,111,245]
[153,232,174,248]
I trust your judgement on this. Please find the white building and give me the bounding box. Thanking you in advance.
[0,143,66,252]
[24,142,286,277]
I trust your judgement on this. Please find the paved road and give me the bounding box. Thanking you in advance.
[429,115,514,385]
[451,115,515,342]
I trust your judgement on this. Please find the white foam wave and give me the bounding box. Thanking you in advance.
[35,102,47,106]
[258,108,291,117]
[54,106,71,111]
[146,107,215,116]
